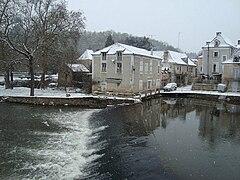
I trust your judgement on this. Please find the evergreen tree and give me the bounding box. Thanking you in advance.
[105,34,115,47]
[123,36,152,51]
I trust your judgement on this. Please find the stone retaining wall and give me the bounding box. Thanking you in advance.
[161,93,240,105]
[1,96,135,108]
[192,83,216,91]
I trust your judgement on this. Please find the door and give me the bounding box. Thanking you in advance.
[231,81,238,92]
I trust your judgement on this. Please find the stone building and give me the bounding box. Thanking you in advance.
[222,49,240,92]
[58,64,91,92]
[202,32,237,82]
[153,50,197,86]
[92,43,162,95]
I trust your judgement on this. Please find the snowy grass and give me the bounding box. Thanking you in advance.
[0,86,89,98]
[1,84,240,101]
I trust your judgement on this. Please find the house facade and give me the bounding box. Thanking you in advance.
[92,43,162,95]
[222,49,240,92]
[153,50,197,86]
[202,32,236,81]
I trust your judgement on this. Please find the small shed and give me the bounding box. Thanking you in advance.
[58,64,92,92]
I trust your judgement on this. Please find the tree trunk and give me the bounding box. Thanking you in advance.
[10,66,13,89]
[39,48,47,89]
[4,68,10,89]
[29,56,35,96]
[40,67,46,89]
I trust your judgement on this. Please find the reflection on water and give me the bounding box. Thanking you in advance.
[94,98,240,180]
[0,98,240,180]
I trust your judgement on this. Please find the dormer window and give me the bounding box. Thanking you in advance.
[233,56,239,62]
[102,52,107,61]
[214,40,220,47]
[117,51,122,61]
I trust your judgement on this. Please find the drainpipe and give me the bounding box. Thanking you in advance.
[206,41,210,79]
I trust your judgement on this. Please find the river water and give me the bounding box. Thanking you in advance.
[0,98,240,180]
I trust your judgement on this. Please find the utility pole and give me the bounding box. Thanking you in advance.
[178,32,182,50]
[206,41,210,79]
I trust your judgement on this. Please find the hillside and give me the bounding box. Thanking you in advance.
[77,30,179,54]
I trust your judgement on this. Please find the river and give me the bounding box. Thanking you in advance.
[0,98,240,180]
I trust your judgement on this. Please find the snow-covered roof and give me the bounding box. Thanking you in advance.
[203,32,235,48]
[191,58,198,63]
[78,49,94,60]
[168,51,188,65]
[154,50,191,65]
[152,51,164,57]
[188,58,197,66]
[93,43,162,60]
[67,64,89,73]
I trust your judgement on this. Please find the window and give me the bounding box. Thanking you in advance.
[116,62,122,73]
[213,64,216,72]
[147,80,152,89]
[213,51,219,58]
[234,56,240,62]
[117,51,122,61]
[150,60,153,74]
[102,52,106,61]
[145,63,148,74]
[140,61,143,74]
[156,79,161,88]
[101,62,107,72]
[222,55,227,61]
[139,80,143,91]
[214,40,220,47]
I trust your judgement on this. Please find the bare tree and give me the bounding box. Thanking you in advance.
[1,0,85,95]
[31,0,85,88]
[0,41,19,89]
[0,0,41,96]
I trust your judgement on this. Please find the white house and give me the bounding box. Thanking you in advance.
[92,43,162,95]
[202,32,237,81]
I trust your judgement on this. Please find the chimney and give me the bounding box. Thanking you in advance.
[163,51,168,62]
[216,32,221,36]
[206,41,210,46]
[151,48,153,55]
[238,40,240,45]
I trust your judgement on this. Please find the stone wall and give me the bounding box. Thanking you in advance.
[192,83,216,91]
[1,96,135,108]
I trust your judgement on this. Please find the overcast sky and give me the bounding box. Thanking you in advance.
[67,0,240,53]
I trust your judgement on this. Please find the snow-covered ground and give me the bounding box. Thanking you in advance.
[0,84,240,100]
[0,86,140,103]
[163,85,240,97]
